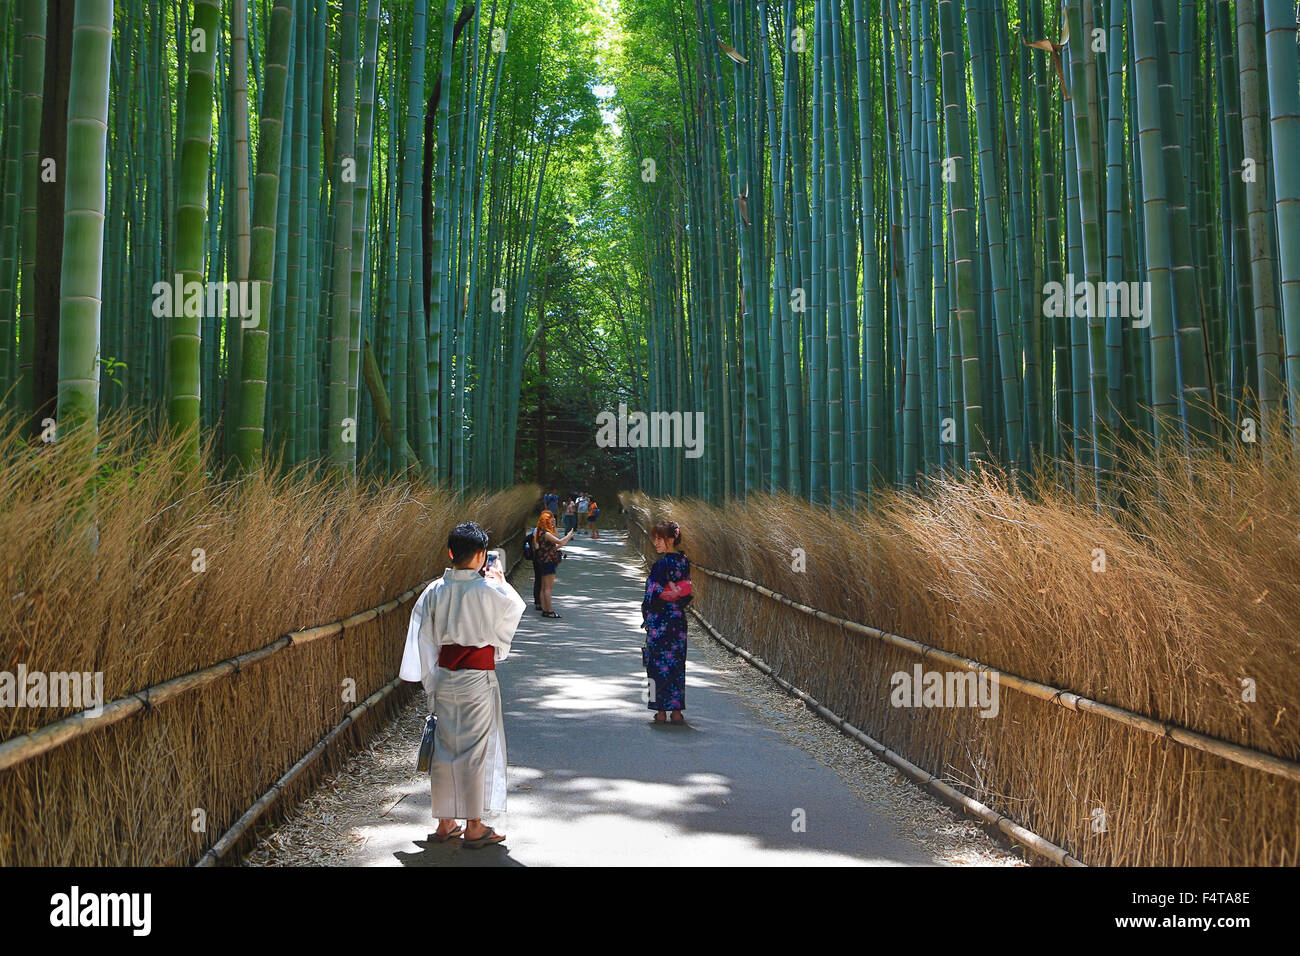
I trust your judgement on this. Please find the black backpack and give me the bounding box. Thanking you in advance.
[522,527,537,560]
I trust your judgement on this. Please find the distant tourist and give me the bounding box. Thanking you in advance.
[534,510,574,618]
[587,497,600,539]
[543,490,559,518]
[575,493,589,535]
[563,496,578,536]
[524,518,542,610]
[399,521,526,848]
[641,520,692,724]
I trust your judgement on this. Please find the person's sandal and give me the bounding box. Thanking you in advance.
[542,610,561,618]
[670,712,685,724]
[652,711,667,724]
[464,826,506,848]
[434,826,463,842]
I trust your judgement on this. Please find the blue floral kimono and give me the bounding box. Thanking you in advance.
[641,551,692,711]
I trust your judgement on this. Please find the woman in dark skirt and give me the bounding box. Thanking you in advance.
[641,520,693,724]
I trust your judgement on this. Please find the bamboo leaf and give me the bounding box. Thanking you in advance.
[717,39,748,64]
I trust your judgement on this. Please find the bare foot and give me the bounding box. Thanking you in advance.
[465,820,502,842]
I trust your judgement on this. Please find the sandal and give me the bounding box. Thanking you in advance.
[542,610,561,618]
[653,711,667,724]
[670,712,685,724]
[434,825,463,843]
[464,826,506,848]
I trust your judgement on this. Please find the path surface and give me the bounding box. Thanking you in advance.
[247,530,1022,867]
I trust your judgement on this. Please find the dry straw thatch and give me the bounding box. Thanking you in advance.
[0,414,537,865]
[622,440,1300,866]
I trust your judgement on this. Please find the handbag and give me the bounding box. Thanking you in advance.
[416,713,437,772]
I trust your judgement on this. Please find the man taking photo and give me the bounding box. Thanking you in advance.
[399,521,526,848]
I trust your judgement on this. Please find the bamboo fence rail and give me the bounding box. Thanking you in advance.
[626,516,1300,785]
[195,676,405,866]
[0,528,529,776]
[625,516,1078,865]
[685,602,1084,866]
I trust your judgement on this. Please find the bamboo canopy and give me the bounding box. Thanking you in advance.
[615,0,1300,503]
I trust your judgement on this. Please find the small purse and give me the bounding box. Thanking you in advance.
[416,713,437,772]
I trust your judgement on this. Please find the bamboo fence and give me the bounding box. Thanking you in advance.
[0,525,529,865]
[625,513,1300,866]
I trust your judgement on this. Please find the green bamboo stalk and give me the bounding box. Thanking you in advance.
[1237,0,1282,438]
[16,0,44,424]
[232,0,293,470]
[1261,0,1300,442]
[1129,0,1181,445]
[0,5,23,397]
[966,0,1023,473]
[167,0,221,467]
[937,0,986,465]
[326,0,360,471]
[55,0,114,439]
[348,0,380,446]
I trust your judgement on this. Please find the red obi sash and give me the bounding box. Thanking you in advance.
[437,644,495,670]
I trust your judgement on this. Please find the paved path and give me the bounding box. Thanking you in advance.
[344,530,941,867]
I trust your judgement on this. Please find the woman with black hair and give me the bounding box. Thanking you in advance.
[641,520,693,724]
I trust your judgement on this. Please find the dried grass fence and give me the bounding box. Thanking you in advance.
[0,414,538,865]
[621,443,1300,866]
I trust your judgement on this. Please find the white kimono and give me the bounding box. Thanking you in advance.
[399,568,526,820]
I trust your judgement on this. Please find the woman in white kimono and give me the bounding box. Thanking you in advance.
[399,522,526,848]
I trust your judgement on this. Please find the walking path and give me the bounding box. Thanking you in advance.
[246,530,1022,867]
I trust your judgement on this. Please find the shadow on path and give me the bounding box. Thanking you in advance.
[359,530,939,867]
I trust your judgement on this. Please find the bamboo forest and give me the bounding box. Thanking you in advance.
[3,0,1300,498]
[1,0,1298,885]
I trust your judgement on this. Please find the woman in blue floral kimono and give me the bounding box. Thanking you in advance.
[642,520,693,724]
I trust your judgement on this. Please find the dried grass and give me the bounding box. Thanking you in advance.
[0,412,537,865]
[622,438,1300,866]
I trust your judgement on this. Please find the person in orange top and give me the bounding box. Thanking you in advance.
[587,498,601,538]
[533,510,574,618]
